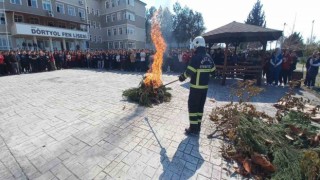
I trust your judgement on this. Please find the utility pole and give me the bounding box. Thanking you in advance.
[275,22,286,49]
[310,20,315,44]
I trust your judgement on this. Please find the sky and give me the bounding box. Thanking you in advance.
[141,0,320,44]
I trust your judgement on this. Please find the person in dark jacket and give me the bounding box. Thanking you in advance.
[269,48,283,86]
[305,52,320,87]
[37,50,48,72]
[304,51,316,86]
[178,36,215,135]
[20,51,30,73]
[8,51,20,74]
[30,51,38,73]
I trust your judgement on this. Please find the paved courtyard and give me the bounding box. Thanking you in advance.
[0,69,319,180]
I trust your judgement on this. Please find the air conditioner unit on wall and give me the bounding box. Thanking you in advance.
[48,11,54,17]
[79,0,84,5]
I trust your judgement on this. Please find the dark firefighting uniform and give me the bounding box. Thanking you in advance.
[180,47,215,132]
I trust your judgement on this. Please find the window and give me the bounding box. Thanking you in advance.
[105,1,109,8]
[86,6,89,14]
[0,35,9,50]
[127,0,134,6]
[108,42,113,49]
[56,3,64,14]
[114,42,119,49]
[127,42,135,49]
[88,20,91,28]
[117,12,121,21]
[112,14,116,22]
[14,15,23,22]
[68,6,76,16]
[80,24,87,31]
[29,17,39,24]
[124,12,135,21]
[116,0,120,6]
[120,42,124,49]
[48,21,54,26]
[111,0,115,7]
[96,10,99,16]
[27,0,37,7]
[0,12,5,24]
[42,0,52,11]
[69,24,76,29]
[92,21,96,29]
[94,36,96,43]
[91,8,94,14]
[89,35,92,41]
[10,0,22,5]
[97,22,101,29]
[113,28,117,36]
[119,27,122,35]
[127,27,134,35]
[106,15,111,23]
[98,36,102,43]
[107,29,111,36]
[78,8,85,18]
[57,23,66,28]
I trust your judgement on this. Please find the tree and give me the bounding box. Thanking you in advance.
[245,0,266,27]
[172,2,206,45]
[242,0,266,50]
[282,32,304,50]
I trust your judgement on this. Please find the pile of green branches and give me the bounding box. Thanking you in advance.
[209,80,320,179]
[122,81,172,107]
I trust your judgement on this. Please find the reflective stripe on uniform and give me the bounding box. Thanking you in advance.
[196,71,200,87]
[211,66,216,72]
[187,66,197,73]
[197,113,203,116]
[189,113,198,117]
[190,84,209,89]
[190,121,198,124]
[197,69,212,73]
[184,72,188,78]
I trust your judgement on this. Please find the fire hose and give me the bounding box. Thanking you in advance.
[162,79,179,87]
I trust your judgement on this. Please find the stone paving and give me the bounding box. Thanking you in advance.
[0,69,319,180]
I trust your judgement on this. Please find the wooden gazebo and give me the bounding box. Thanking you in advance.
[202,21,282,85]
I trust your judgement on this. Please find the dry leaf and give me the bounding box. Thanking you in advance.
[265,139,274,145]
[251,153,276,172]
[122,105,126,110]
[288,125,302,135]
[242,158,252,174]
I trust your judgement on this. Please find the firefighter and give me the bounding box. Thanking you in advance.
[179,36,215,135]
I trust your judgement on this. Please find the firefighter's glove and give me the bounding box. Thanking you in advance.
[179,74,186,82]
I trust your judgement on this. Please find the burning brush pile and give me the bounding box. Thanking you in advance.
[209,81,320,179]
[123,12,172,107]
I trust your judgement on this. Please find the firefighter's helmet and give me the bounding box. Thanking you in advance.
[192,36,206,48]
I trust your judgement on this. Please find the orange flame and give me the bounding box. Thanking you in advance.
[143,11,167,88]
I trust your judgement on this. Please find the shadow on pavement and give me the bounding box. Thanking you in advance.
[145,117,203,179]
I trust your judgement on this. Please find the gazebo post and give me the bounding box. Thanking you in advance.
[222,43,229,85]
[257,40,268,86]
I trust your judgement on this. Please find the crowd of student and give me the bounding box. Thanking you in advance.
[0,48,319,88]
[0,49,193,76]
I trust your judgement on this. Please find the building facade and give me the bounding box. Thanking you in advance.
[87,0,146,50]
[0,0,146,51]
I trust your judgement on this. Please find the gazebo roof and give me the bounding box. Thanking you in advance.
[203,21,282,44]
